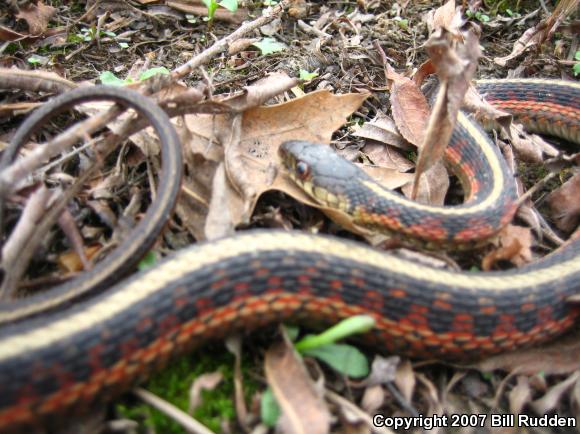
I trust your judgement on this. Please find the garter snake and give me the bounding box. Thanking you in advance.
[0,80,578,432]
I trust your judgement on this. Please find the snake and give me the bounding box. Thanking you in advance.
[0,79,578,432]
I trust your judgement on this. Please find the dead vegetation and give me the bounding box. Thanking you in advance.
[0,0,579,433]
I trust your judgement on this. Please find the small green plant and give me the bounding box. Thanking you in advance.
[466,9,490,23]
[261,315,375,427]
[393,16,409,31]
[99,67,170,86]
[574,51,580,77]
[252,37,286,55]
[27,54,47,66]
[201,0,238,23]
[69,27,128,49]
[299,69,318,81]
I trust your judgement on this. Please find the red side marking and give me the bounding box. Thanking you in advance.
[406,217,447,241]
[298,275,311,284]
[210,278,229,290]
[121,338,140,358]
[306,266,318,274]
[480,305,496,315]
[492,314,516,337]
[298,286,313,296]
[469,179,480,196]
[15,383,39,406]
[212,305,238,323]
[351,277,365,288]
[330,280,343,290]
[88,343,106,372]
[245,298,269,311]
[520,303,535,313]
[174,296,188,308]
[389,289,406,298]
[401,304,429,328]
[459,161,475,179]
[159,315,179,334]
[0,406,34,429]
[195,297,214,316]
[137,316,153,332]
[433,299,452,310]
[454,218,495,242]
[267,276,283,286]
[537,306,553,325]
[234,282,250,292]
[255,268,269,278]
[362,290,384,310]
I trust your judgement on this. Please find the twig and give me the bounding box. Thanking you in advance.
[133,388,216,434]
[0,1,290,198]
[171,0,290,81]
[0,68,77,93]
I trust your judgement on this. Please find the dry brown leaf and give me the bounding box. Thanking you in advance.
[482,225,533,270]
[360,385,384,414]
[412,28,480,199]
[361,143,414,172]
[183,88,368,239]
[546,173,580,233]
[188,371,223,414]
[431,0,462,34]
[402,162,448,205]
[530,371,580,415]
[508,376,532,415]
[384,63,430,147]
[265,340,330,434]
[360,166,414,190]
[353,113,412,151]
[57,244,101,273]
[494,0,577,66]
[474,333,580,375]
[15,1,56,36]
[412,59,436,87]
[394,359,416,403]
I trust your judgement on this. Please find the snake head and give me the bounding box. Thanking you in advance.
[279,140,367,209]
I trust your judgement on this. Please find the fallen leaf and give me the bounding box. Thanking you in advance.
[394,359,416,403]
[508,376,532,415]
[360,385,384,414]
[188,371,224,413]
[494,0,577,66]
[183,83,368,239]
[412,27,480,199]
[430,0,462,34]
[474,333,580,375]
[384,63,430,147]
[402,162,448,205]
[265,339,330,434]
[530,371,580,414]
[15,1,56,36]
[546,173,580,233]
[352,113,412,151]
[482,225,533,270]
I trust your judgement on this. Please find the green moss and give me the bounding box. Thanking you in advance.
[117,347,260,433]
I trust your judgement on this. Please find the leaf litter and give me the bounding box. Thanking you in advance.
[0,0,579,433]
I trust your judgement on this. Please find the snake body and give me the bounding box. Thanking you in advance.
[0,80,578,432]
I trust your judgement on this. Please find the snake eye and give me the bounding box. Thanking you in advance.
[295,161,310,180]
